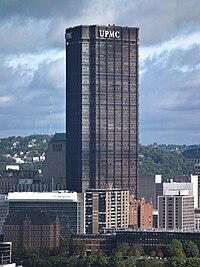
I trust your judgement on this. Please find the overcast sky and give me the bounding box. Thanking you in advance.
[0,0,200,144]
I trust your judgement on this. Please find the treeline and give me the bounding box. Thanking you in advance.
[13,239,200,267]
[0,134,199,180]
[139,144,195,181]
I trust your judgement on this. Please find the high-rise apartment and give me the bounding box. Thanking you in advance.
[158,194,194,230]
[85,184,129,234]
[66,25,139,195]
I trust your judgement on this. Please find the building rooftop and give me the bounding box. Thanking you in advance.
[50,133,66,142]
[5,211,57,225]
[7,191,78,201]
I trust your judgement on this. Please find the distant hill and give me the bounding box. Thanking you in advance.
[139,144,196,181]
[0,134,52,170]
[0,135,197,181]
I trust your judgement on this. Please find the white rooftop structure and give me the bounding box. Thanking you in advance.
[163,179,198,208]
[7,191,78,202]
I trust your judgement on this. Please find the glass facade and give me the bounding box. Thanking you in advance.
[66,25,139,195]
[9,199,81,234]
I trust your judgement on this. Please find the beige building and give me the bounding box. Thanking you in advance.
[158,194,194,230]
[85,184,129,234]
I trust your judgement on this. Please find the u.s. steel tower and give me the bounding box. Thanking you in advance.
[66,25,139,196]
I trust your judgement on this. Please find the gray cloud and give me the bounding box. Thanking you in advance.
[140,44,200,144]
[0,0,200,143]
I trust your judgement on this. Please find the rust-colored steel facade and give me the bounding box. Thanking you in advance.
[66,25,139,195]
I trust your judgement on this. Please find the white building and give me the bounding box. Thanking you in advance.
[7,191,85,234]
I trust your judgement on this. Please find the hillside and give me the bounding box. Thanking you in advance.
[139,144,195,181]
[0,135,197,181]
[0,134,52,170]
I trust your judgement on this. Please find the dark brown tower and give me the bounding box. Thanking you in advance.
[66,25,139,195]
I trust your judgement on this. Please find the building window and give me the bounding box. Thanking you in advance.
[52,144,62,151]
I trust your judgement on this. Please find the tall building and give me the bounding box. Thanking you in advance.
[42,133,66,187]
[163,177,198,208]
[138,175,163,209]
[85,184,129,234]
[158,194,194,230]
[66,25,139,195]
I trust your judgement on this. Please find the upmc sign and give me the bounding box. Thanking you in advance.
[99,30,120,38]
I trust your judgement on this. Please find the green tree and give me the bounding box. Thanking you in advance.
[184,257,200,267]
[183,241,199,258]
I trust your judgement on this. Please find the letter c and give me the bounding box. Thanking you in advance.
[115,31,120,38]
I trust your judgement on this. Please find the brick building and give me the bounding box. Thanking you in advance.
[129,196,153,229]
[4,211,60,250]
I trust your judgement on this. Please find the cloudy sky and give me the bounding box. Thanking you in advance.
[0,0,200,144]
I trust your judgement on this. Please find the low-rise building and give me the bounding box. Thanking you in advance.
[4,211,60,250]
[7,191,84,234]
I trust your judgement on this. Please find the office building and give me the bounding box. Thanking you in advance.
[7,191,84,234]
[66,25,139,195]
[129,196,153,229]
[163,177,198,208]
[158,194,194,230]
[85,184,129,234]
[42,133,66,187]
[138,175,163,209]
[4,211,60,249]
[116,229,200,252]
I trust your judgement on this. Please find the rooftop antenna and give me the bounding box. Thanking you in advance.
[49,96,53,135]
[33,119,36,135]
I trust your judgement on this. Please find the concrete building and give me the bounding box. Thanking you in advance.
[129,196,153,229]
[7,191,84,234]
[85,184,129,234]
[138,175,163,209]
[4,211,60,250]
[158,194,194,230]
[42,133,66,187]
[0,169,41,194]
[66,25,139,195]
[174,175,198,208]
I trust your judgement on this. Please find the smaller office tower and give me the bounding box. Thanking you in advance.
[138,175,163,209]
[7,191,84,234]
[85,184,129,234]
[42,133,66,187]
[129,196,153,229]
[158,194,194,230]
[163,177,198,208]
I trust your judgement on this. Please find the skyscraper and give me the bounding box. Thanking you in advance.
[66,25,139,195]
